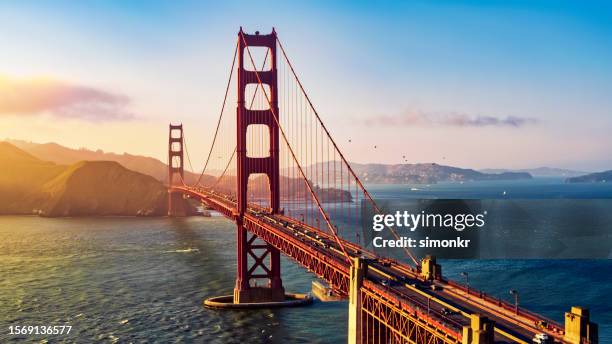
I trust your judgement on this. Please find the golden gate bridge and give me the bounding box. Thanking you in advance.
[166,28,597,344]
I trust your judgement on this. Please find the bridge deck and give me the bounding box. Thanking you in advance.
[172,186,565,343]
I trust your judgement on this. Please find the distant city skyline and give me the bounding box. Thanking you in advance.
[1,1,611,171]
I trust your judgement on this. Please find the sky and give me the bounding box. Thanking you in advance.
[1,0,611,171]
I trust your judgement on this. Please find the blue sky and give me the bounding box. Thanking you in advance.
[0,1,611,170]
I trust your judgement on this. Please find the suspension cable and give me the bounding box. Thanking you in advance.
[183,134,195,180]
[208,49,270,190]
[211,148,236,189]
[240,31,352,263]
[276,35,419,267]
[194,40,239,186]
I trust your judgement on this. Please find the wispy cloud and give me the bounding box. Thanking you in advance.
[364,110,538,128]
[0,75,134,121]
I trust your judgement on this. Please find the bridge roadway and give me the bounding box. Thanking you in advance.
[173,185,566,343]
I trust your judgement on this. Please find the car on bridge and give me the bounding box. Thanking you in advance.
[532,333,553,344]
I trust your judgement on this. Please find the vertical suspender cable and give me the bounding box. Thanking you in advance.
[240,32,352,262]
[276,36,419,266]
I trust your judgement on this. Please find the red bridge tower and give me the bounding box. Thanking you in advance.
[168,123,187,217]
[234,28,285,303]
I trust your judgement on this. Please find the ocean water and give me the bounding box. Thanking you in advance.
[0,180,610,343]
[0,216,347,343]
[359,179,612,259]
[365,177,612,200]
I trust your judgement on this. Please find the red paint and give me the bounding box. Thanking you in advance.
[168,124,184,215]
[235,28,283,299]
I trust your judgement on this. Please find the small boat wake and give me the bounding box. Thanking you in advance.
[164,248,200,253]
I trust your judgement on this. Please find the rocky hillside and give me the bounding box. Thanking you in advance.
[9,140,352,203]
[197,174,352,203]
[9,139,213,185]
[39,161,169,216]
[349,162,532,184]
[480,167,588,178]
[0,142,66,214]
[0,142,191,216]
[566,170,612,183]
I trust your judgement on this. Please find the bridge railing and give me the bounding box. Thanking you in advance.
[363,280,464,342]
[444,278,564,334]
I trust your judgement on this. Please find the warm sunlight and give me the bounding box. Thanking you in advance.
[0,2,609,343]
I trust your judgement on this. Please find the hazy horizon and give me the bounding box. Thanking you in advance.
[4,137,605,174]
[1,1,611,171]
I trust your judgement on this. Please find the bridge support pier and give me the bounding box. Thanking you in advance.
[232,27,287,305]
[462,314,494,344]
[564,306,598,344]
[203,28,315,310]
[348,257,367,344]
[233,221,285,303]
[168,191,187,217]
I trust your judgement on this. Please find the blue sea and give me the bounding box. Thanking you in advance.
[0,179,610,343]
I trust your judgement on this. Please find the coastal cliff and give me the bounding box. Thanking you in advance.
[0,142,183,216]
[38,161,170,217]
[0,142,351,216]
[566,170,612,183]
[349,162,532,184]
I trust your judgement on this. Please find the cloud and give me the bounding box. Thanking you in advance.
[364,110,538,128]
[0,75,134,121]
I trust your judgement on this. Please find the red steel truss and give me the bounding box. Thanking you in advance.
[167,124,186,216]
[234,28,284,302]
[164,27,596,344]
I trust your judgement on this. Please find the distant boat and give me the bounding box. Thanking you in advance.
[502,191,507,196]
[410,187,420,191]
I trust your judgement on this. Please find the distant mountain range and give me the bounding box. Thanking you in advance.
[8,139,213,185]
[480,167,589,178]
[10,140,539,186]
[566,170,612,183]
[0,142,181,216]
[7,139,609,199]
[347,162,532,184]
[0,140,352,216]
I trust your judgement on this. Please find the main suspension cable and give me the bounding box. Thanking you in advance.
[276,35,419,267]
[182,133,195,182]
[209,48,270,190]
[240,31,352,263]
[194,40,239,186]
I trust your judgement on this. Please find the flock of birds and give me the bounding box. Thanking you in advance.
[347,138,445,164]
[345,138,509,196]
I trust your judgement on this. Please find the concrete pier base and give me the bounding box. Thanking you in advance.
[233,286,285,304]
[203,293,313,309]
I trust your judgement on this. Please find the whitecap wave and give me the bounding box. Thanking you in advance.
[164,248,200,253]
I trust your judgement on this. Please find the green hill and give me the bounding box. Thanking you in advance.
[39,161,169,216]
[0,142,65,214]
[566,170,612,183]
[0,142,188,216]
[9,139,214,185]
